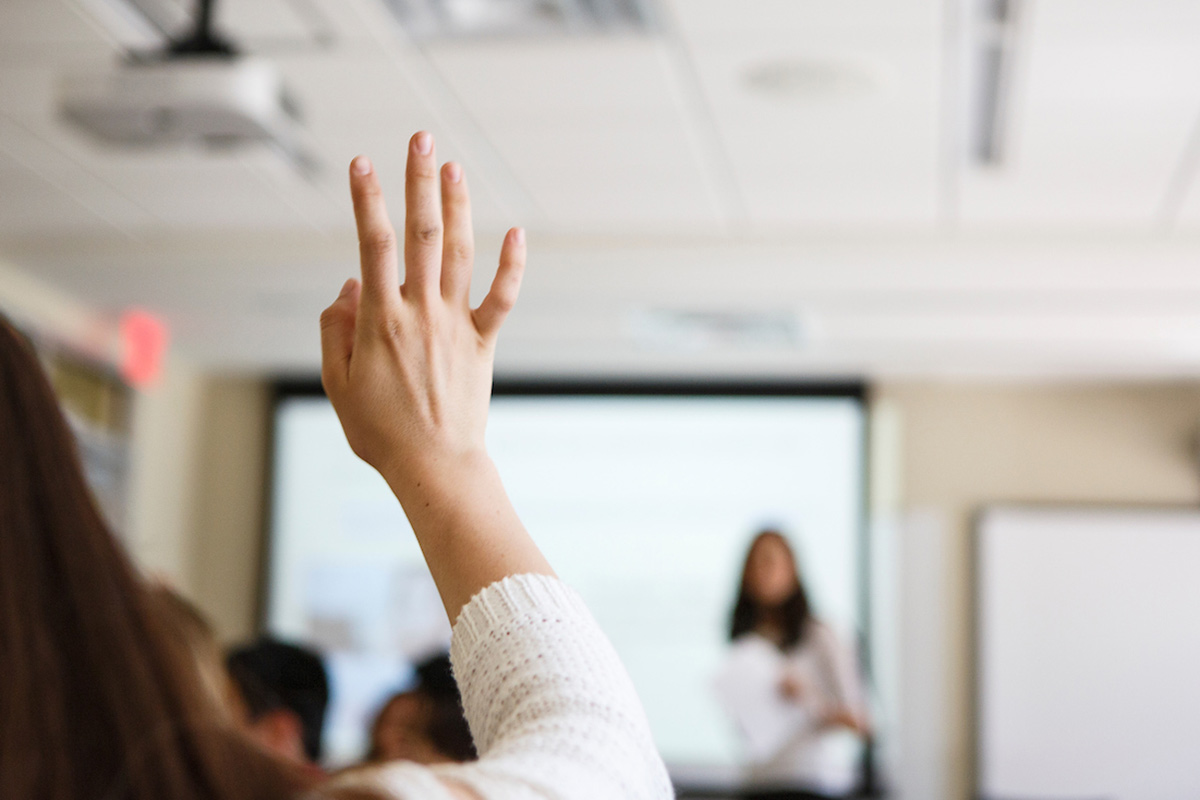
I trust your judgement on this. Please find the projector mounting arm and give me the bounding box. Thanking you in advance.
[169,0,237,58]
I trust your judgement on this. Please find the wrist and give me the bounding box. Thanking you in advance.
[380,445,495,510]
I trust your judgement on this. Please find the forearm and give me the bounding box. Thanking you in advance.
[381,449,553,623]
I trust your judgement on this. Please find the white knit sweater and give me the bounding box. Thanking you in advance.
[332,574,674,800]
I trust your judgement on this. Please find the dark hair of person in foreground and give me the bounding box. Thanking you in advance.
[729,529,814,650]
[0,316,313,800]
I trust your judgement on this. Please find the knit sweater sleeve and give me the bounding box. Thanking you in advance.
[332,574,674,800]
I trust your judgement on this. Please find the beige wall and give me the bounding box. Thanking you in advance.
[126,371,272,643]
[127,358,204,582]
[876,382,1200,800]
[188,377,273,641]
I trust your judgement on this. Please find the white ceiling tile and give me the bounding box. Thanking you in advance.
[679,24,942,226]
[216,0,317,44]
[274,51,436,141]
[0,0,114,50]
[1169,155,1200,231]
[958,0,1200,228]
[481,117,722,230]
[661,0,941,44]
[306,0,410,45]
[427,38,683,118]
[0,66,72,123]
[427,38,722,229]
[83,158,314,229]
[275,47,527,229]
[0,164,115,235]
[0,114,156,232]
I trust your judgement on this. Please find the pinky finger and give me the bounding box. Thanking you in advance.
[473,227,525,339]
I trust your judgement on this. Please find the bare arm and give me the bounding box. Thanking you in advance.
[318,135,670,800]
[318,130,553,624]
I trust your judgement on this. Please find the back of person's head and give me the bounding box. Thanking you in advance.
[0,316,307,800]
[414,654,475,762]
[368,653,475,765]
[227,638,329,763]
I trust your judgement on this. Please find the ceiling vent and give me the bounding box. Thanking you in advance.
[380,0,657,39]
[628,308,806,353]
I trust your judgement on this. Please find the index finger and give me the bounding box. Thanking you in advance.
[349,155,401,309]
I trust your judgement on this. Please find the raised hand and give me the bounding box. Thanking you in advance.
[319,131,524,483]
[319,131,551,624]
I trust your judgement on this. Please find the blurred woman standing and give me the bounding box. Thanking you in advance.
[723,530,869,800]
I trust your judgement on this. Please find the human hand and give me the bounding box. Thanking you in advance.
[319,131,525,489]
[320,130,549,625]
[821,705,867,735]
[779,672,808,702]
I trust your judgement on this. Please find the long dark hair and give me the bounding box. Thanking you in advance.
[0,317,310,800]
[729,530,813,650]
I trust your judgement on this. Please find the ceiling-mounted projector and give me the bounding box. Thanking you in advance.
[60,57,300,148]
[59,0,316,173]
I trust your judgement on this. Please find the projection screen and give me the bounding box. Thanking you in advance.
[265,384,867,773]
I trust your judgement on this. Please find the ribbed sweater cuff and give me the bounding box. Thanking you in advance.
[450,573,585,662]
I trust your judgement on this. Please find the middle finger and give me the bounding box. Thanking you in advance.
[403,131,443,301]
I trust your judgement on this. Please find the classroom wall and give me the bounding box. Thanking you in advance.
[126,372,272,643]
[126,357,204,582]
[122,376,1200,798]
[188,377,272,641]
[875,382,1200,800]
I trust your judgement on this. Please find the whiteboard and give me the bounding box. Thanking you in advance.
[977,507,1200,800]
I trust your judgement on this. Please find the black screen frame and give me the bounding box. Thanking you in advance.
[261,377,874,780]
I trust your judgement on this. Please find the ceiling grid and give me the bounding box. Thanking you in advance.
[5,0,1200,378]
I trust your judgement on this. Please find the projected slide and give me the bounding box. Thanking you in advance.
[267,390,865,770]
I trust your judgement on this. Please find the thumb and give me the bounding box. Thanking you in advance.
[320,278,361,395]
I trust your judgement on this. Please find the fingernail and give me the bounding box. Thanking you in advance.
[338,278,355,298]
[352,155,372,176]
[514,227,525,246]
[414,132,432,155]
[444,162,462,183]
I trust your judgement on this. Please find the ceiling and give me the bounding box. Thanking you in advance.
[5,0,1200,379]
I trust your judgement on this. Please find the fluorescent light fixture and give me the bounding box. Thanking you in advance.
[968,0,1022,166]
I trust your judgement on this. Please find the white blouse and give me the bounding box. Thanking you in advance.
[724,623,867,796]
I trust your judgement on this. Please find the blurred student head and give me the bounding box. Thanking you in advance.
[227,638,329,766]
[0,315,308,800]
[368,654,475,765]
[730,529,813,649]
